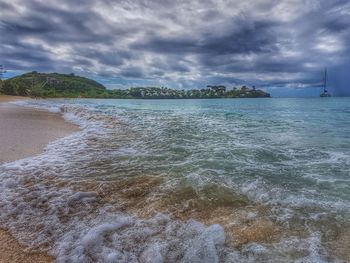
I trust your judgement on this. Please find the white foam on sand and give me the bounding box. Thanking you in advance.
[54,214,227,263]
[0,101,229,262]
[1,158,229,262]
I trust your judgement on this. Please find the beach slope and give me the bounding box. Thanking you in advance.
[0,96,78,262]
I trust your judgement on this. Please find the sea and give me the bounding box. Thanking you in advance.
[0,98,349,263]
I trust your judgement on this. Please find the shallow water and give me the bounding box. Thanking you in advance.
[0,98,349,262]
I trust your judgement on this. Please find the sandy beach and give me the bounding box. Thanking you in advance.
[0,95,78,263]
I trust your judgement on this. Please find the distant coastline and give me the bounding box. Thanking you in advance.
[0,72,270,99]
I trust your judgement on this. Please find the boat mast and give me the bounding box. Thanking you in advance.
[324,68,327,92]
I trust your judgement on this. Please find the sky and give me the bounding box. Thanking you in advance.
[1,0,350,96]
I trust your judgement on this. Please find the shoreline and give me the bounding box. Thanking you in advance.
[0,95,79,262]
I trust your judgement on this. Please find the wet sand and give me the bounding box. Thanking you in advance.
[69,175,282,248]
[0,95,79,262]
[0,96,78,163]
[0,230,53,263]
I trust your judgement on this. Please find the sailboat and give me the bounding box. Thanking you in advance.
[320,68,331,97]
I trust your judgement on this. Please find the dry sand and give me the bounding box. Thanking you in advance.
[0,95,79,262]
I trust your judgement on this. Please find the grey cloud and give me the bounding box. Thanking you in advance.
[1,0,350,93]
[119,66,145,79]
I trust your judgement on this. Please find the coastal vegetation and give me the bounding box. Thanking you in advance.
[0,72,270,98]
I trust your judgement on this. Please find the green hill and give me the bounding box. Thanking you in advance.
[0,71,107,98]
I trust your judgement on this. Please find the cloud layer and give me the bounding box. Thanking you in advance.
[1,0,350,93]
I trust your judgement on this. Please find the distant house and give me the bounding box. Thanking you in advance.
[207,85,226,92]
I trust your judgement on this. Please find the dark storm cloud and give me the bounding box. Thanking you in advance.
[132,17,277,55]
[1,0,350,93]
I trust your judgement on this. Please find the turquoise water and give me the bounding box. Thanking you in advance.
[1,98,349,262]
[63,98,350,204]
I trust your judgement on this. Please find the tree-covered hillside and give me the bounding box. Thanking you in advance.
[1,72,106,98]
[0,72,270,98]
